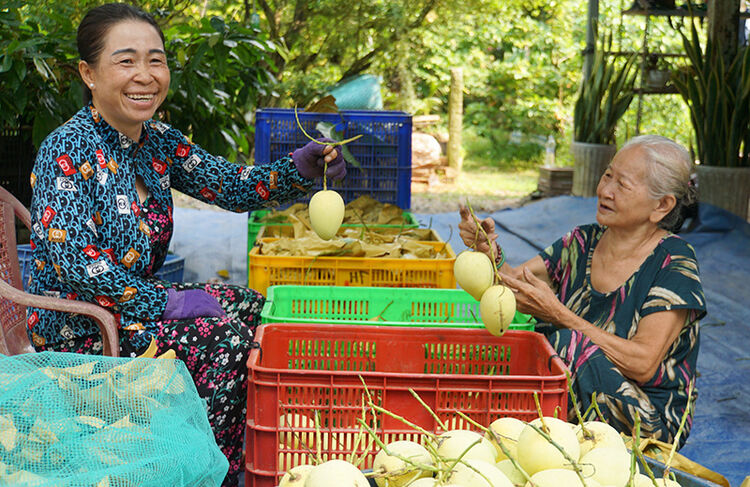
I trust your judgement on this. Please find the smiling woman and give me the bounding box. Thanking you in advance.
[25,3,349,486]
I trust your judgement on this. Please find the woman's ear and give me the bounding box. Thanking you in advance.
[651,194,677,224]
[78,60,94,87]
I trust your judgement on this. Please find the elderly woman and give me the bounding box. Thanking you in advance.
[459,135,705,447]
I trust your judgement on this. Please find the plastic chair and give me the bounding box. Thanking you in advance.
[0,185,120,357]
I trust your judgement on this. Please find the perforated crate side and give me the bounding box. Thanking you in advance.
[254,109,412,209]
[155,254,185,282]
[16,243,33,291]
[260,285,536,330]
[247,239,455,296]
[244,324,568,487]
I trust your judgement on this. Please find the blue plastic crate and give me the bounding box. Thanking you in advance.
[641,455,722,487]
[157,254,185,283]
[17,243,33,291]
[16,245,184,291]
[254,108,413,209]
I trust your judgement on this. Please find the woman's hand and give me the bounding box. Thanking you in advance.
[458,204,498,261]
[162,289,225,321]
[292,139,346,180]
[500,267,566,324]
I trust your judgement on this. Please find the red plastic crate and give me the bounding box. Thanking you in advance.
[244,324,568,487]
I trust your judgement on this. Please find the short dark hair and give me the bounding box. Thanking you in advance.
[77,3,165,101]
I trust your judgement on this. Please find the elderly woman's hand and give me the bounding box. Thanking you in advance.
[500,267,566,324]
[458,204,499,260]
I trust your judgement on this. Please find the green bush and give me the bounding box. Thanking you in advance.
[1,3,279,161]
[162,16,278,162]
[0,1,82,146]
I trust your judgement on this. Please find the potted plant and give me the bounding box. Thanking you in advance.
[571,33,639,197]
[672,18,750,220]
[643,53,672,89]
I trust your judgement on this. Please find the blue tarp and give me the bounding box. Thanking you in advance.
[171,195,750,486]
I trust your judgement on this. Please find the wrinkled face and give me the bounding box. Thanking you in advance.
[79,20,169,140]
[595,146,662,229]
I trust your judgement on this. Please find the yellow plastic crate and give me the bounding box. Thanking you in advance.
[248,238,456,296]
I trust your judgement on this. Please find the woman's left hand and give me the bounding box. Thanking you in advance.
[500,267,566,324]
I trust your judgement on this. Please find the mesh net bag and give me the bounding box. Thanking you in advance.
[0,351,228,486]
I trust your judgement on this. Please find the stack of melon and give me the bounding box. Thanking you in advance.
[277,415,681,487]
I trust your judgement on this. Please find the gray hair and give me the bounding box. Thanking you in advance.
[621,135,697,232]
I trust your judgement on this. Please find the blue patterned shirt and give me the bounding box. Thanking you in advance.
[27,104,311,349]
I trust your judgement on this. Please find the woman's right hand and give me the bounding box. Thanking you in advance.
[458,204,499,261]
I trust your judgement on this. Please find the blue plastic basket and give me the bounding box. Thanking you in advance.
[16,245,184,291]
[17,243,33,291]
[253,108,413,209]
[642,455,722,487]
[156,254,185,283]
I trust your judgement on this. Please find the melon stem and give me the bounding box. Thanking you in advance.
[323,160,328,191]
[466,199,503,284]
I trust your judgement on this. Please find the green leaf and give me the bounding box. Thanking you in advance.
[1,55,12,73]
[573,31,636,144]
[313,121,362,169]
[340,143,362,170]
[210,17,226,33]
[13,58,26,81]
[315,121,336,140]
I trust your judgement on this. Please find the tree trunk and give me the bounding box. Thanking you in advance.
[708,0,740,64]
[583,0,599,81]
[448,67,463,172]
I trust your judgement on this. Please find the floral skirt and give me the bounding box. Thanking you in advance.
[39,282,265,487]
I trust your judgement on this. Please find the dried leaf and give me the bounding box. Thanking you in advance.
[136,338,159,359]
[157,349,177,360]
[4,466,45,483]
[305,95,339,113]
[109,415,135,429]
[41,360,96,380]
[18,444,44,464]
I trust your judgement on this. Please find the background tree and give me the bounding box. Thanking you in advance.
[2,0,696,167]
[1,0,278,161]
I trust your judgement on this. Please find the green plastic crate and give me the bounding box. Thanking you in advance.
[247,209,419,250]
[260,285,536,330]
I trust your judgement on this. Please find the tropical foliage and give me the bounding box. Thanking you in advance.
[161,17,277,159]
[0,1,82,145]
[1,0,696,168]
[0,1,277,161]
[573,33,638,145]
[672,17,750,167]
